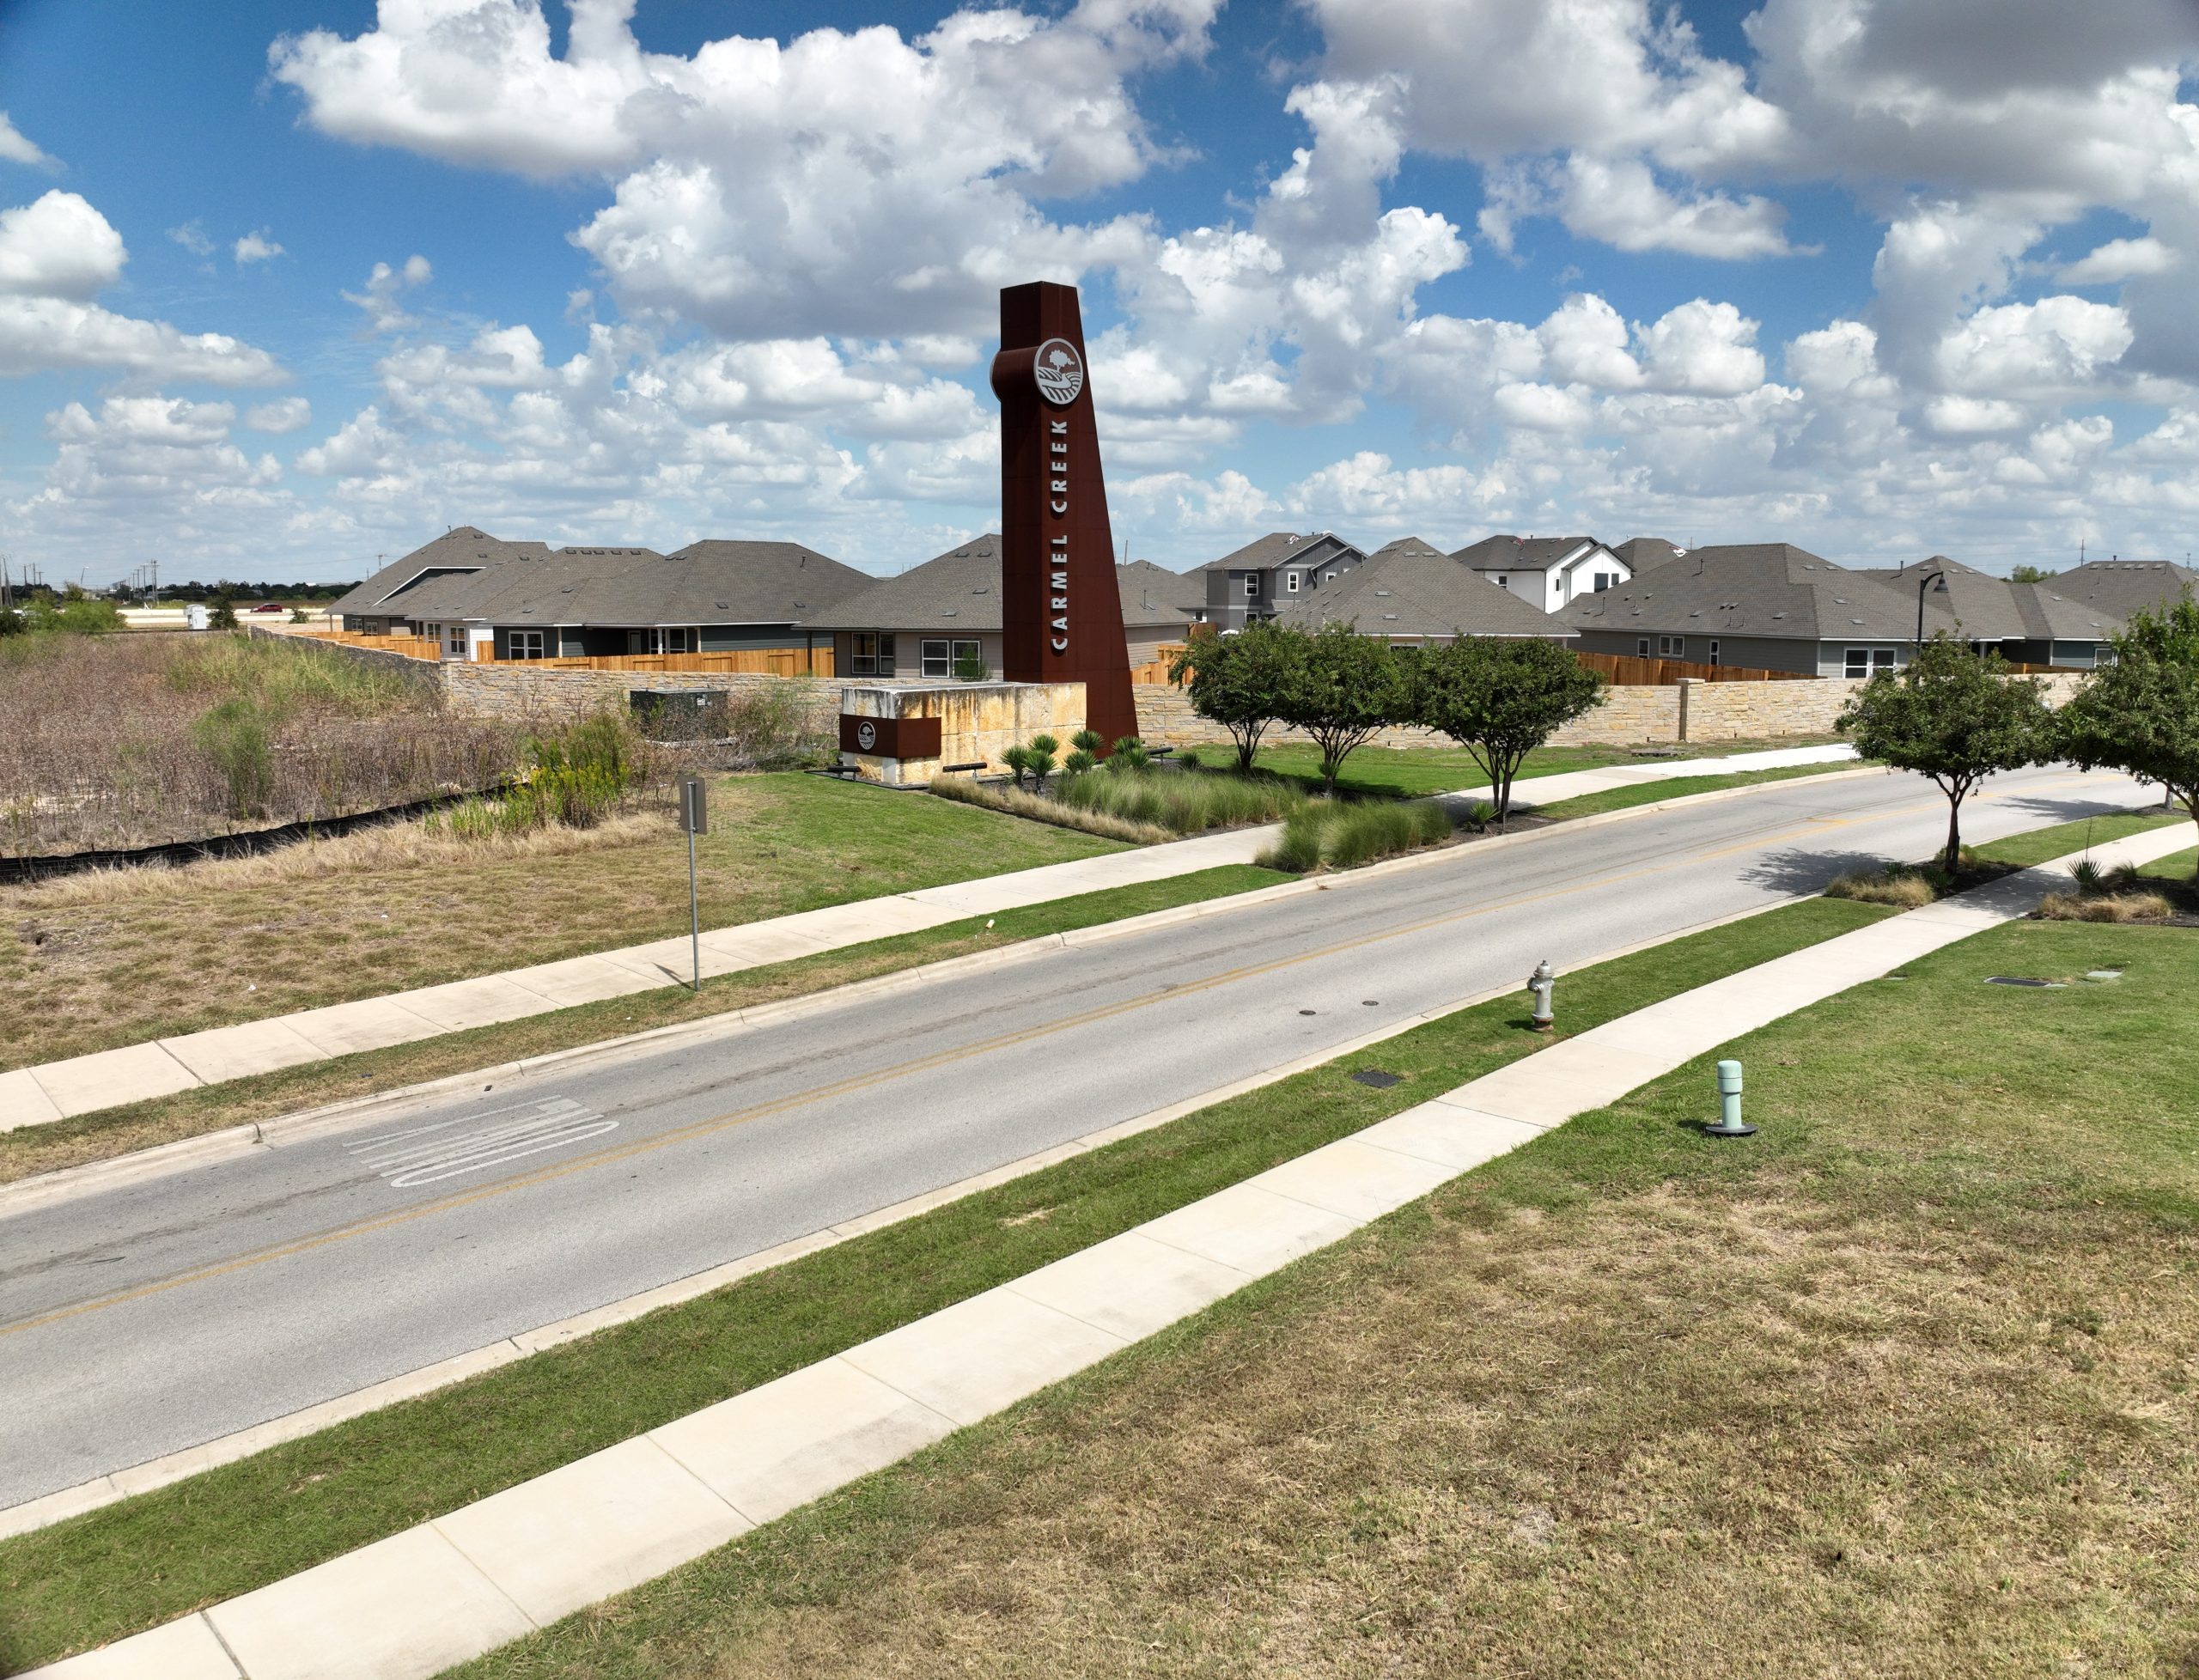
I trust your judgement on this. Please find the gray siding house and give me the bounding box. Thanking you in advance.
[1196,532,1368,630]
[1855,557,2124,668]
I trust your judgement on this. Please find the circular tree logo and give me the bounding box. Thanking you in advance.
[1033,338,1084,407]
[856,721,877,751]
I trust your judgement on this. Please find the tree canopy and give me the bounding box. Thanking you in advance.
[2056,594,2199,879]
[1837,636,2053,874]
[1276,624,1414,793]
[1171,623,1303,772]
[1415,636,1605,821]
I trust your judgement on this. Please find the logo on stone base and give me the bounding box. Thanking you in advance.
[856,721,877,751]
[1033,338,1084,407]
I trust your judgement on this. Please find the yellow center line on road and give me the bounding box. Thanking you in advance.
[0,772,2096,1339]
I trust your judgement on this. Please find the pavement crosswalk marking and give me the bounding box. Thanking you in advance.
[344,1098,616,1189]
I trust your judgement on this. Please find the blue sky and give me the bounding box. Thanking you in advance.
[0,0,2195,586]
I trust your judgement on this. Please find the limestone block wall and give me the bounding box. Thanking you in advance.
[440,662,838,722]
[839,681,1089,785]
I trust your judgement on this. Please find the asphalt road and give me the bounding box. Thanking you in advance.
[0,764,2162,1510]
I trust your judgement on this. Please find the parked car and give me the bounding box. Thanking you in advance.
[249,603,285,614]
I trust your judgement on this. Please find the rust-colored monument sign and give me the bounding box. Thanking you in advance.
[989,281,1138,749]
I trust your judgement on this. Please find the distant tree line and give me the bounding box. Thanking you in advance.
[101,579,362,602]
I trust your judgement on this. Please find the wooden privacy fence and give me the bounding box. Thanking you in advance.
[480,647,835,677]
[1127,643,1191,685]
[1574,650,1807,685]
[286,629,443,661]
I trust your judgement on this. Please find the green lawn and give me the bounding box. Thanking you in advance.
[1242,735,1845,799]
[1527,758,1863,819]
[1969,806,2190,869]
[445,916,2199,1680]
[0,897,1890,1672]
[0,773,1122,1073]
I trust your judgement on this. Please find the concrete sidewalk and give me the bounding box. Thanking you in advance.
[0,745,1853,1132]
[33,813,2176,1680]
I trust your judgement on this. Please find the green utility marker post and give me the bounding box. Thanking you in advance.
[1705,1058,1754,1137]
[679,774,707,991]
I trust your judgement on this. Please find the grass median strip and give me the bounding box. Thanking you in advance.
[1246,735,1845,799]
[1968,805,2188,868]
[0,896,1891,1671]
[1526,758,1864,819]
[447,916,2199,1680]
[0,865,1285,1185]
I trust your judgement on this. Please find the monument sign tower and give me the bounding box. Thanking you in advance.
[989,281,1138,749]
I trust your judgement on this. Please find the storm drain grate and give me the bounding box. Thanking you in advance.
[1351,1069,1403,1089]
[1986,976,2064,988]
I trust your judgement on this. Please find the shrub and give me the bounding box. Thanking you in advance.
[1108,736,1150,773]
[1056,765,1304,835]
[289,607,310,624]
[1256,799,1453,873]
[2037,890,2175,922]
[1002,745,1032,789]
[191,697,276,819]
[2070,857,2105,894]
[208,595,239,630]
[1824,866,1938,908]
[1063,748,1097,776]
[929,774,1169,843]
[1070,728,1105,756]
[503,710,648,831]
[952,644,988,681]
[1176,747,1204,770]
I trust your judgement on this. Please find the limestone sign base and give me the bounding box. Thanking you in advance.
[837,681,1088,786]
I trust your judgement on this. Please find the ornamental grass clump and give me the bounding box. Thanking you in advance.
[1255,799,1453,873]
[1823,865,1939,909]
[1055,765,1304,834]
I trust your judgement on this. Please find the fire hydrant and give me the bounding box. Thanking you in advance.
[1526,958,1556,1032]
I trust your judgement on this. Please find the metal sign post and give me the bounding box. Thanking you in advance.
[679,776,707,991]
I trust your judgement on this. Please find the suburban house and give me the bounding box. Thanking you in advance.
[807,535,1196,679]
[1118,558,1208,620]
[1273,539,1575,644]
[1196,532,1368,630]
[1561,543,1952,676]
[1854,557,2125,668]
[1451,534,1629,612]
[2051,559,2199,625]
[328,528,868,660]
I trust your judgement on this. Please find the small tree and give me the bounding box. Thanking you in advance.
[1837,636,2053,876]
[953,644,987,681]
[209,591,239,630]
[2057,595,2199,880]
[1276,623,1413,794]
[1171,620,1302,772]
[1415,636,1605,824]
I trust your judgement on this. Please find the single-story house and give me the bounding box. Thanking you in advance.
[1195,531,1368,630]
[1853,557,2124,669]
[807,535,1197,679]
[1271,539,1575,643]
[1562,543,1948,676]
[2050,559,2198,627]
[328,528,868,660]
[1451,533,1629,612]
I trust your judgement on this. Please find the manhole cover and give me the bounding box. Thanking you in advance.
[1351,1069,1403,1089]
[1986,976,2064,988]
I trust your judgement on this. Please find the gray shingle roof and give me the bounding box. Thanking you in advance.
[1199,532,1358,573]
[1611,536,1686,572]
[1855,557,2124,644]
[1271,545,1574,639]
[1117,558,1205,614]
[1560,543,1931,642]
[1451,534,1597,572]
[334,531,868,628]
[806,536,1194,634]
[2051,560,2199,624]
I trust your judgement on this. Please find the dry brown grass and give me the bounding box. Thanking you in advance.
[0,632,526,855]
[2038,889,2178,922]
[1824,865,1938,907]
[0,771,1118,1073]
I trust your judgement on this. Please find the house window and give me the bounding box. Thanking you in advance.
[1658,636,1684,657]
[1707,640,1721,667]
[1495,576,1509,591]
[1325,570,1337,582]
[1636,637,1651,656]
[851,632,881,675]
[643,627,691,655]
[445,624,466,657]
[1593,571,1616,592]
[921,637,979,678]
[507,630,546,660]
[1243,574,1259,599]
[1844,647,1896,679]
[1285,571,1300,593]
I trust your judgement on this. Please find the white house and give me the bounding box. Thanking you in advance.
[1450,534,1629,614]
